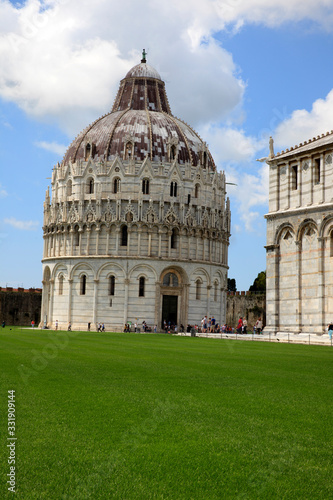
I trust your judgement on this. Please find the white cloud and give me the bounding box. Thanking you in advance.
[274,89,333,150]
[35,140,67,155]
[4,217,39,231]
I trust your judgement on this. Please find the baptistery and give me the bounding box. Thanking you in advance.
[41,53,231,331]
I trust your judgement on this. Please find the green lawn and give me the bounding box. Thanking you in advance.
[0,328,332,499]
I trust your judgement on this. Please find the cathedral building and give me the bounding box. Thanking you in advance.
[265,132,333,334]
[41,53,231,331]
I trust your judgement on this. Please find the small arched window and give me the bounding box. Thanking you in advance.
[121,225,128,246]
[74,226,80,246]
[125,142,133,160]
[67,180,72,196]
[195,280,201,300]
[170,181,177,197]
[195,184,200,198]
[171,228,177,249]
[214,281,218,302]
[85,143,91,161]
[80,274,86,295]
[109,275,115,296]
[114,177,121,194]
[58,275,64,295]
[87,178,94,194]
[139,277,145,297]
[170,145,177,161]
[142,179,150,195]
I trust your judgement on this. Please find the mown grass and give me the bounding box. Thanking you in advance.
[0,327,332,499]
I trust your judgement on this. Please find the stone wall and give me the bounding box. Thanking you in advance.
[0,288,42,326]
[0,287,265,329]
[226,292,266,330]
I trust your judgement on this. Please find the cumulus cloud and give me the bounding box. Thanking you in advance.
[4,217,39,230]
[274,89,333,150]
[35,140,68,155]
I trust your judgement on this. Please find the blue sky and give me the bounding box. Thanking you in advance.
[1,0,333,290]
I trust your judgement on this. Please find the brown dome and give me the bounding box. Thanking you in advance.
[63,58,215,170]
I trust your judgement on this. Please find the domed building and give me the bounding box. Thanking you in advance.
[41,52,231,331]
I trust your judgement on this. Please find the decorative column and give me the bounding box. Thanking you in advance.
[48,279,55,327]
[70,229,74,256]
[264,244,279,333]
[297,160,302,208]
[178,232,182,259]
[148,229,152,257]
[168,230,172,258]
[67,278,73,324]
[96,227,100,255]
[295,240,301,333]
[138,227,142,256]
[123,278,130,324]
[115,226,120,254]
[106,229,110,255]
[158,229,162,257]
[206,285,211,318]
[78,227,83,255]
[86,228,91,256]
[317,236,325,333]
[93,279,99,325]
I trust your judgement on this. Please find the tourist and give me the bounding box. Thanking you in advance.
[327,321,333,340]
[255,318,263,334]
[154,324,157,333]
[55,319,58,331]
[243,318,247,334]
[88,322,91,331]
[31,320,35,328]
[67,321,71,331]
[2,320,5,328]
[237,317,243,334]
[211,316,216,332]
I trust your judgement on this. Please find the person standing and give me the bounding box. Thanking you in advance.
[237,317,243,334]
[31,320,35,329]
[328,321,333,341]
[55,319,58,331]
[243,318,247,334]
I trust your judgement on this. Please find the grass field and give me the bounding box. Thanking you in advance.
[0,328,332,499]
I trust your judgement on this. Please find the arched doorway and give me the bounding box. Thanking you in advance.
[158,268,188,330]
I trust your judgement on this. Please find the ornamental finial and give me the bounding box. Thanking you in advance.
[141,48,147,63]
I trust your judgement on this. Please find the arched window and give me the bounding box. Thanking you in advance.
[139,277,145,297]
[108,275,115,296]
[114,177,121,194]
[121,225,128,246]
[125,142,133,160]
[67,180,72,196]
[142,179,150,195]
[195,184,200,198]
[187,194,191,204]
[170,144,177,161]
[74,226,80,246]
[80,275,86,295]
[58,275,64,295]
[85,143,91,161]
[171,228,177,249]
[170,181,177,197]
[195,280,201,300]
[87,178,94,194]
[214,281,218,302]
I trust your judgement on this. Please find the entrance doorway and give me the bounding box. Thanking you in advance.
[162,295,178,329]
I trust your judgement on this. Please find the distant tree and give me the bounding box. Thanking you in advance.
[228,278,237,292]
[249,271,266,292]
